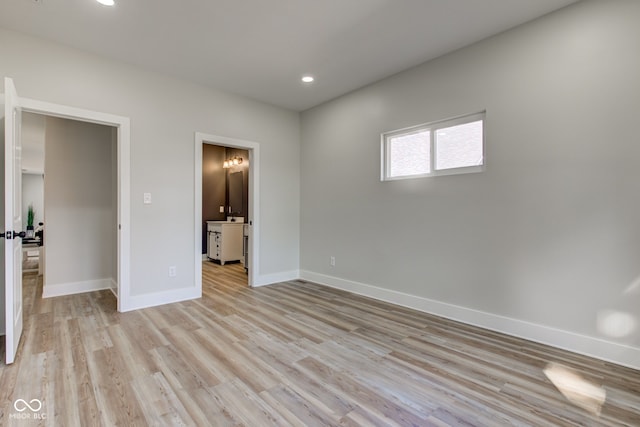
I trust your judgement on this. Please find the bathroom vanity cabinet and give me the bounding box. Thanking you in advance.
[207,221,244,265]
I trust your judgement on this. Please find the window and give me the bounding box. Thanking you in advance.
[381,112,484,180]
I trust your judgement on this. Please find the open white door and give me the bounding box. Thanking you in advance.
[3,77,24,364]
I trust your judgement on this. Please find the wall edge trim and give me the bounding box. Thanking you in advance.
[253,270,300,287]
[120,286,200,312]
[43,278,111,298]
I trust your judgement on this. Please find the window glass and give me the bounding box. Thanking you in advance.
[435,120,483,171]
[389,130,431,178]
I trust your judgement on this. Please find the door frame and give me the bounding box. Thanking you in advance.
[194,132,260,289]
[20,97,131,312]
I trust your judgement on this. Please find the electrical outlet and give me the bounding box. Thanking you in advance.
[330,256,336,267]
[219,206,225,213]
[143,192,152,204]
[168,266,177,277]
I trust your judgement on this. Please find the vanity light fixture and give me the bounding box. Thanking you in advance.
[222,156,243,169]
[301,76,314,83]
[96,0,115,5]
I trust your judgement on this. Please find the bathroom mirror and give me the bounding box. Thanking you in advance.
[228,171,243,215]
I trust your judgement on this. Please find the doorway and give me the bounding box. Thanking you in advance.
[21,112,45,277]
[20,97,131,312]
[201,144,248,285]
[194,132,260,292]
[22,113,118,300]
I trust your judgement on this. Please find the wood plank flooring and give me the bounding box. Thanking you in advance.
[1,263,639,426]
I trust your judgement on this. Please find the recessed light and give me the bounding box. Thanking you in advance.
[96,0,115,6]
[301,76,314,83]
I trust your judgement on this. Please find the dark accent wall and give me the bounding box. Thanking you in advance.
[202,145,250,254]
[225,147,249,221]
[202,144,226,253]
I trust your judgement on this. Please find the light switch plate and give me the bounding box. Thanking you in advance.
[143,193,152,204]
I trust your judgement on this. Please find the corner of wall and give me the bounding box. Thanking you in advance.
[253,270,300,288]
[119,286,201,312]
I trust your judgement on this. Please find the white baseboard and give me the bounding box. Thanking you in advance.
[43,278,112,298]
[120,285,201,312]
[300,270,640,371]
[110,279,118,297]
[253,270,300,288]
[118,265,292,311]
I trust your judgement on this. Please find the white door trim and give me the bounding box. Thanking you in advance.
[20,97,131,312]
[194,132,260,289]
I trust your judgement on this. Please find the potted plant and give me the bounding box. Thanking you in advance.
[26,204,35,238]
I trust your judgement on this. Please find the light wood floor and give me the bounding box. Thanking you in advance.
[1,263,639,426]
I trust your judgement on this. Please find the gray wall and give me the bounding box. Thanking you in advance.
[301,0,640,356]
[0,25,300,297]
[44,117,115,287]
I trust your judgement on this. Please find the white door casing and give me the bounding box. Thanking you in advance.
[194,132,260,290]
[18,97,131,312]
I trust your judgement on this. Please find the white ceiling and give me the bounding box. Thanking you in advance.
[0,0,580,111]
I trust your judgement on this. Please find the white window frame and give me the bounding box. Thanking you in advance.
[381,111,485,181]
